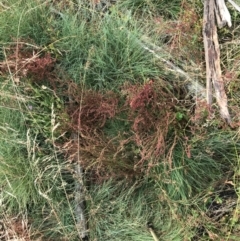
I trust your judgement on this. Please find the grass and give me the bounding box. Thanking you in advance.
[0,78,77,240]
[55,11,164,90]
[117,0,182,19]
[0,0,53,45]
[0,0,240,240]
[87,178,190,241]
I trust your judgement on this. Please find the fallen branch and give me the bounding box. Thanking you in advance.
[203,0,231,124]
[72,133,88,240]
[228,0,240,12]
[74,162,88,239]
[139,36,206,100]
[138,2,233,124]
[149,227,160,241]
[214,0,232,28]
[147,223,160,241]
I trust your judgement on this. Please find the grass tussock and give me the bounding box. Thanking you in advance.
[0,0,240,240]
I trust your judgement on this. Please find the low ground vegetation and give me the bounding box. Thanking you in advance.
[0,0,240,240]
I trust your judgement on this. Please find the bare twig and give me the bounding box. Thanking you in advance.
[0,2,10,10]
[74,162,88,239]
[228,0,240,12]
[72,133,88,239]
[211,200,237,215]
[149,227,160,241]
[139,36,206,100]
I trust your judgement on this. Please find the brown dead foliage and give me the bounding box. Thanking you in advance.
[62,80,182,181]
[0,42,187,182]
[122,80,178,170]
[67,89,118,134]
[155,2,203,63]
[0,217,31,241]
[64,133,137,183]
[0,43,55,81]
[64,88,135,180]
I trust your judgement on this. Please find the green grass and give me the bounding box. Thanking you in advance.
[87,178,190,241]
[117,0,182,19]
[0,78,77,240]
[0,101,31,211]
[0,0,240,240]
[55,11,164,90]
[0,0,53,45]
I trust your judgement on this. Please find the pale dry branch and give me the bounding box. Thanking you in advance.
[149,227,160,241]
[203,0,231,124]
[228,0,240,13]
[72,133,88,240]
[214,0,232,28]
[139,36,206,100]
[74,162,88,239]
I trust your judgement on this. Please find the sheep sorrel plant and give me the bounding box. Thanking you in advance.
[62,79,188,182]
[63,87,133,180]
[64,88,133,180]
[160,1,203,63]
[1,0,240,240]
[0,41,56,84]
[67,90,118,134]
[117,0,182,19]
[122,80,181,169]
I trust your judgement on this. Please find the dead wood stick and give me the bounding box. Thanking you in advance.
[214,0,232,28]
[138,37,206,99]
[72,133,88,239]
[74,162,88,239]
[203,0,231,124]
[228,0,240,12]
[147,222,160,241]
[149,227,160,241]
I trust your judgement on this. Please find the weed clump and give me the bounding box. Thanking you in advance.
[68,90,118,134]
[0,44,55,83]
[123,81,178,168]
[62,79,187,182]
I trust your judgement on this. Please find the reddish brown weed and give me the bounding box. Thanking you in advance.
[123,80,178,170]
[0,43,55,81]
